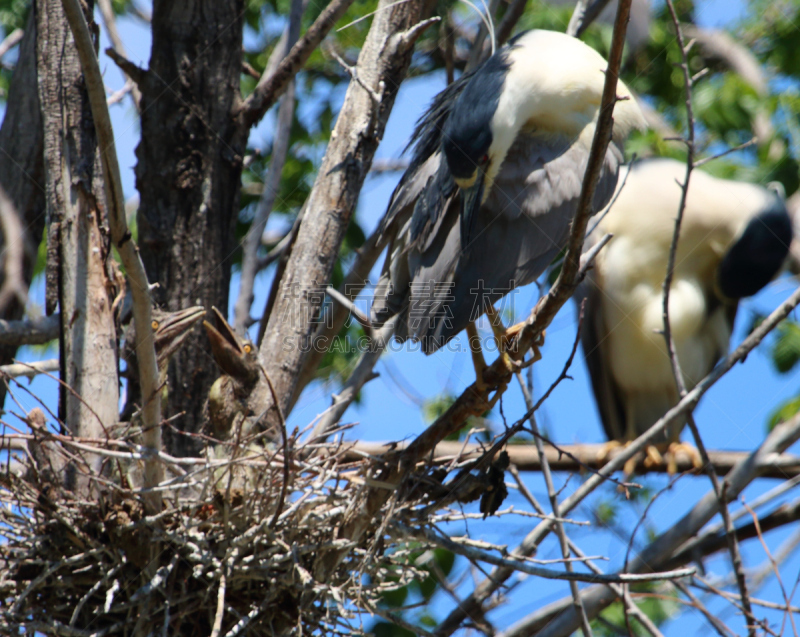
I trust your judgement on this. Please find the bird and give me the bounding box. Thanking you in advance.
[371,29,645,388]
[121,306,207,422]
[203,306,259,440]
[579,158,793,471]
[117,305,206,487]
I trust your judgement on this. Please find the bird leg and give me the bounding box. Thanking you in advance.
[663,442,703,474]
[466,322,489,392]
[484,304,545,364]
[597,440,703,476]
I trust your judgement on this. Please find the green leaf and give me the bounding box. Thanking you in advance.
[771,321,800,373]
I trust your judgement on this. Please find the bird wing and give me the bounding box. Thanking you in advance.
[576,264,628,442]
[404,134,624,349]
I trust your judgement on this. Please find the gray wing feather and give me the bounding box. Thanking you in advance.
[386,133,624,350]
[576,265,627,442]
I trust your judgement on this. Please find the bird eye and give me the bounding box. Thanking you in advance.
[243,344,253,354]
[151,320,159,330]
[481,154,489,164]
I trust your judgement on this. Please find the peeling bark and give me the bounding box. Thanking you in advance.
[37,0,118,492]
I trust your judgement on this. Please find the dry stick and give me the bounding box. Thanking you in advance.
[516,306,592,637]
[60,0,162,515]
[0,314,59,347]
[397,523,695,585]
[661,3,758,634]
[437,284,800,636]
[238,0,356,128]
[527,410,800,637]
[0,359,59,379]
[672,580,735,637]
[508,467,663,637]
[293,226,386,404]
[234,0,304,334]
[740,500,799,637]
[96,0,141,110]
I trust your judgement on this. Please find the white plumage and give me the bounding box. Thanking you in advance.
[581,158,792,446]
[373,30,645,354]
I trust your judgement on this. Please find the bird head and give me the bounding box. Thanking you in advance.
[203,306,260,387]
[151,306,207,373]
[441,29,645,250]
[124,306,206,380]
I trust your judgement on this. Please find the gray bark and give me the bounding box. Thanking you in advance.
[0,13,47,412]
[37,0,118,491]
[251,0,437,433]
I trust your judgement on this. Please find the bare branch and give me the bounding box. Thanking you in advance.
[436,282,800,636]
[0,314,59,347]
[661,4,756,632]
[339,440,800,479]
[0,28,23,60]
[97,0,141,109]
[61,0,162,515]
[234,0,304,333]
[0,359,59,379]
[238,0,356,129]
[397,523,696,584]
[253,2,436,429]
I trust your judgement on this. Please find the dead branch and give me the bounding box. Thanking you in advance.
[0,359,59,380]
[97,0,141,109]
[396,523,696,584]
[237,0,356,129]
[0,28,23,60]
[61,0,162,514]
[661,4,757,631]
[0,314,59,347]
[517,408,800,637]
[234,0,304,333]
[339,442,800,479]
[436,281,800,635]
[253,2,437,428]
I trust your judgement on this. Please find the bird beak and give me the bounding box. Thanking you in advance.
[459,169,485,250]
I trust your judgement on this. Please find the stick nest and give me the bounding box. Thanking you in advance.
[0,422,478,636]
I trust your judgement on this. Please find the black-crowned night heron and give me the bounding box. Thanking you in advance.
[371,29,645,388]
[203,307,259,439]
[121,306,206,421]
[580,158,792,471]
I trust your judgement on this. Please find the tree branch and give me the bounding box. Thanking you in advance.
[252,2,437,430]
[435,280,800,635]
[661,4,757,632]
[61,0,162,515]
[234,0,304,333]
[237,0,356,129]
[338,441,800,479]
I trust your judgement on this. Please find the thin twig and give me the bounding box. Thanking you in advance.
[661,4,757,633]
[516,305,592,636]
[397,523,696,584]
[238,0,356,129]
[234,0,303,333]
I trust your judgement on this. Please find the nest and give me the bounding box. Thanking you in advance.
[0,412,506,636]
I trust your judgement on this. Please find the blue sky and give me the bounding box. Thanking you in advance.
[6,0,800,634]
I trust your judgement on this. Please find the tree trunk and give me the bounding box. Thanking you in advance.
[135,0,244,456]
[37,0,119,493]
[0,13,47,412]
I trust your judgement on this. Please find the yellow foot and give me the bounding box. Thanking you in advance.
[466,322,489,391]
[664,442,703,474]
